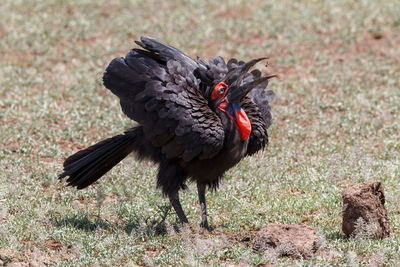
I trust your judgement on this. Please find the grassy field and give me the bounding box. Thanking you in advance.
[1,0,400,265]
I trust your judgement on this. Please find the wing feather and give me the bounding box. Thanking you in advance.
[103,45,225,162]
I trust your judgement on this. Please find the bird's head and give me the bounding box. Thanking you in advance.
[209,58,275,141]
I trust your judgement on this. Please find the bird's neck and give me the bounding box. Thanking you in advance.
[218,102,251,141]
[217,109,250,145]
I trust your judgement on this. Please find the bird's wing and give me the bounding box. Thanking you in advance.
[135,36,199,72]
[227,58,275,155]
[103,38,225,162]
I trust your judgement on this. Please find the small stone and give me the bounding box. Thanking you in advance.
[342,181,390,239]
[253,223,320,259]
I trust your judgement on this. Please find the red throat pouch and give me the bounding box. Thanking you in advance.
[234,109,251,140]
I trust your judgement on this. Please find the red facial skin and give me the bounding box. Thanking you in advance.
[211,82,251,140]
[211,81,228,100]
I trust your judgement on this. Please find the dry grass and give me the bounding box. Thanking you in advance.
[1,0,400,265]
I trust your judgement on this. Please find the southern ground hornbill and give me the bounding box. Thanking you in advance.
[59,36,275,229]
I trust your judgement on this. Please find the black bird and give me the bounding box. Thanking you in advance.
[59,36,275,229]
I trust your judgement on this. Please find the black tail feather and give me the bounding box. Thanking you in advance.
[59,128,138,189]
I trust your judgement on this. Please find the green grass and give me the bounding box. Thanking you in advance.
[1,0,400,265]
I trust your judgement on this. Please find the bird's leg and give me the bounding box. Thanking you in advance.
[197,183,209,230]
[168,191,188,225]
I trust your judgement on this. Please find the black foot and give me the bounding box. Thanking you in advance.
[200,221,210,231]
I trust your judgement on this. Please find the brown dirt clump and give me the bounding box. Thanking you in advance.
[252,223,321,259]
[342,181,390,239]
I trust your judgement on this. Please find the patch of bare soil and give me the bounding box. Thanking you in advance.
[342,181,390,239]
[0,242,79,266]
[252,223,321,259]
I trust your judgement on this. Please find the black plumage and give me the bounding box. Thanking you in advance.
[59,36,275,229]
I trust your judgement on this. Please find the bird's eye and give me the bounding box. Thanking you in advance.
[211,81,228,100]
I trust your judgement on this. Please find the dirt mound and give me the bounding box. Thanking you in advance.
[252,223,321,259]
[342,181,390,239]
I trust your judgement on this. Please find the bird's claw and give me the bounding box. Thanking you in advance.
[200,220,210,231]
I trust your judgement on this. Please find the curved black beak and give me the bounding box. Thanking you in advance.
[227,75,277,102]
[213,58,276,107]
[224,57,267,88]
[223,58,276,103]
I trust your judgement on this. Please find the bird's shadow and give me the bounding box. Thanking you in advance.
[53,214,114,232]
[52,204,174,236]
